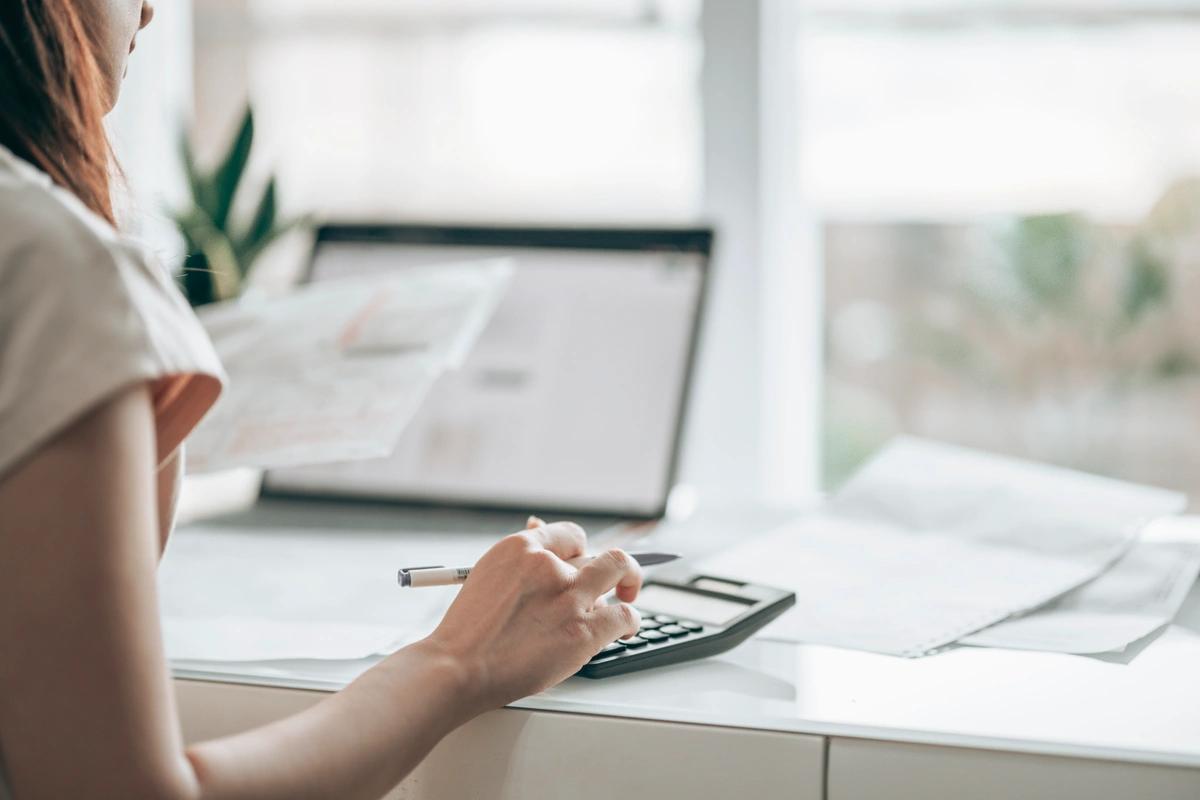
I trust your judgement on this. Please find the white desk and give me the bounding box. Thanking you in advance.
[171,504,1200,799]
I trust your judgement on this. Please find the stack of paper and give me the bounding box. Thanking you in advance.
[961,516,1200,654]
[698,438,1189,657]
[186,260,512,473]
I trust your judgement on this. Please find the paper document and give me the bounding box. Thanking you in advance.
[697,438,1185,657]
[159,524,497,661]
[961,517,1200,654]
[186,260,512,473]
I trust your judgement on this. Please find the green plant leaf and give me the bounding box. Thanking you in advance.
[238,177,278,265]
[172,104,313,293]
[211,106,255,231]
[236,231,284,277]
[172,219,199,257]
[197,229,242,302]
[1121,237,1170,325]
[175,210,241,302]
[180,251,218,307]
[1153,349,1199,380]
[178,129,219,220]
[236,214,309,276]
[1006,214,1089,311]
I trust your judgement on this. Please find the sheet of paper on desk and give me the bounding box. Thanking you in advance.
[185,260,512,473]
[960,516,1200,654]
[697,438,1186,657]
[159,524,495,661]
[164,618,405,662]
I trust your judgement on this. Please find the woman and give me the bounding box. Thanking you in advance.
[0,2,643,797]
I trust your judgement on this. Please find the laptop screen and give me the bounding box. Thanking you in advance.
[262,226,710,519]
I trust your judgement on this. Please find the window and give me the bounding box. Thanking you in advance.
[807,1,1200,502]
[193,0,702,222]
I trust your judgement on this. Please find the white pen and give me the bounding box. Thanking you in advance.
[397,552,681,588]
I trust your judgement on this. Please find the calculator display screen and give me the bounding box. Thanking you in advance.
[636,584,750,625]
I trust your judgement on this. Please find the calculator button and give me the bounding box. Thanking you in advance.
[621,636,649,648]
[654,615,677,624]
[659,624,689,637]
[591,642,625,660]
[638,619,663,631]
[639,629,669,643]
[680,621,704,632]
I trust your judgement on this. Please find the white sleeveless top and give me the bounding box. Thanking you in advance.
[0,145,226,797]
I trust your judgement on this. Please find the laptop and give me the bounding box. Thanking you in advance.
[248,223,712,539]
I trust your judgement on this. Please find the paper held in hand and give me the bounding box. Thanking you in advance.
[185,259,513,473]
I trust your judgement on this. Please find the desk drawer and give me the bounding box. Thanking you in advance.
[176,679,825,799]
[828,737,1200,800]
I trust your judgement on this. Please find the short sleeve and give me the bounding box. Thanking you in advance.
[0,205,225,481]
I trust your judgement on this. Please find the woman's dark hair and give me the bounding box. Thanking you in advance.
[0,0,116,225]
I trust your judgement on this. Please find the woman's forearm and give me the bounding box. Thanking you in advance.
[0,388,641,799]
[185,640,481,800]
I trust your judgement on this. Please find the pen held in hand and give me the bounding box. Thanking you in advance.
[397,552,681,588]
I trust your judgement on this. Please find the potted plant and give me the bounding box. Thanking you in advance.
[172,105,305,520]
[173,105,302,307]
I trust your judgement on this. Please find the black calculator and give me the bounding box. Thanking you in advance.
[576,574,796,679]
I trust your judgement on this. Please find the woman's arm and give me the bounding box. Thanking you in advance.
[0,384,641,799]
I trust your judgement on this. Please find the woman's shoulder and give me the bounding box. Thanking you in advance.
[0,141,223,382]
[0,143,203,353]
[0,146,225,480]
[0,144,129,283]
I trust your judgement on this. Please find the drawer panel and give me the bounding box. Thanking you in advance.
[176,679,824,800]
[829,737,1200,800]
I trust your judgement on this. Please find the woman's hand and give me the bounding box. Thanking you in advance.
[423,520,643,710]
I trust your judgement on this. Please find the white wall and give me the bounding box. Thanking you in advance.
[107,0,194,269]
[692,0,818,506]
